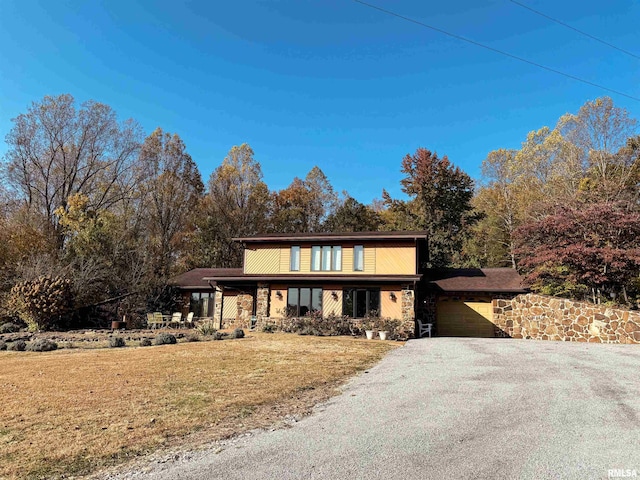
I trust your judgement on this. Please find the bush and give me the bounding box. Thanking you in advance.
[6,276,73,331]
[197,321,217,336]
[212,331,226,340]
[139,338,152,347]
[262,323,277,333]
[185,333,201,342]
[0,340,6,350]
[282,313,361,337]
[109,337,126,348]
[231,328,245,339]
[27,339,58,352]
[154,333,177,345]
[0,322,20,334]
[8,340,26,351]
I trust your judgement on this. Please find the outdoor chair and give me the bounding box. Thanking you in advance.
[185,312,194,328]
[153,312,165,329]
[171,312,183,328]
[147,312,163,329]
[417,319,433,338]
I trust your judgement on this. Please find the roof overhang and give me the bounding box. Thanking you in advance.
[232,231,428,243]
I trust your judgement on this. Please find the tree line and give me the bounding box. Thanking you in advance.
[0,93,638,329]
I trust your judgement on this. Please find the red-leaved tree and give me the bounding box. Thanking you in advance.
[514,202,640,303]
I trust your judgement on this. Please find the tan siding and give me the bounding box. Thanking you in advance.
[222,294,238,322]
[380,286,403,319]
[244,246,281,274]
[299,247,312,273]
[363,246,375,274]
[343,248,354,273]
[269,284,288,317]
[322,288,342,317]
[375,244,415,274]
[279,247,290,272]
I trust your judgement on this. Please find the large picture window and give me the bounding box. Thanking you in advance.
[311,246,342,271]
[287,287,323,316]
[290,246,300,271]
[342,288,380,318]
[190,292,215,318]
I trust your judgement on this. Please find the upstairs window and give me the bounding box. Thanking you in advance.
[290,246,300,271]
[311,246,342,271]
[353,245,364,271]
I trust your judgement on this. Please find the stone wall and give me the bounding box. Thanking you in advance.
[493,293,640,344]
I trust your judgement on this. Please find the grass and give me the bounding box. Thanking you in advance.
[0,332,399,479]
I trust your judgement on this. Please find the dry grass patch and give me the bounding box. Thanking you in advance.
[0,333,399,479]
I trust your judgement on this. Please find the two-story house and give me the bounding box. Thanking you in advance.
[170,231,429,335]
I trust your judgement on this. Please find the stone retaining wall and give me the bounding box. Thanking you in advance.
[493,293,640,344]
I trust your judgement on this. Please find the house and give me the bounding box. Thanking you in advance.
[169,231,526,338]
[169,231,429,335]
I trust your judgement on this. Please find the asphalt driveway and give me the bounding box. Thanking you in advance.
[116,338,640,480]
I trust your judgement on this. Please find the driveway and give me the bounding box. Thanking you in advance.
[116,338,640,479]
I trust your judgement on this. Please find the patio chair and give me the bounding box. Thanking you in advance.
[171,312,183,328]
[185,312,194,328]
[417,319,433,338]
[147,312,161,329]
[153,312,165,329]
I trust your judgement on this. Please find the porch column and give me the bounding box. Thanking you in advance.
[401,288,416,339]
[255,283,270,328]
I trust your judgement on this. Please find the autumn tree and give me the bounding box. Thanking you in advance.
[514,202,640,304]
[191,144,270,267]
[139,128,203,278]
[269,166,338,233]
[3,94,143,249]
[323,197,382,232]
[383,148,476,267]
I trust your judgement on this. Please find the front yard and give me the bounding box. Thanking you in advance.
[0,332,398,479]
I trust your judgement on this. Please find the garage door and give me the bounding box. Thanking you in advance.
[436,296,495,337]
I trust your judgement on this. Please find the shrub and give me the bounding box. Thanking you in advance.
[262,323,277,333]
[109,337,126,348]
[139,338,152,347]
[6,276,73,331]
[27,339,58,352]
[0,322,20,334]
[8,340,26,351]
[231,328,245,339]
[0,340,6,350]
[154,333,177,345]
[282,313,360,337]
[185,333,201,342]
[212,331,226,340]
[197,321,217,336]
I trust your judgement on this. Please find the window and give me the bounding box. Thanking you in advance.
[311,246,342,271]
[342,288,380,318]
[287,287,323,316]
[190,292,215,318]
[353,245,364,271]
[290,246,300,271]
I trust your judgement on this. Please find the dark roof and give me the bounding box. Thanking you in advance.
[203,274,422,284]
[168,268,243,289]
[233,230,428,243]
[427,268,527,293]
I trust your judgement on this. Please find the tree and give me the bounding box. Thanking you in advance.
[383,148,476,267]
[139,128,203,278]
[191,144,270,267]
[269,166,339,233]
[323,197,382,232]
[3,94,143,249]
[514,202,640,304]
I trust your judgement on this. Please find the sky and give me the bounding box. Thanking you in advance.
[1,0,639,204]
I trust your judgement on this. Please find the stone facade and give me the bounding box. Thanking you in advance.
[255,283,269,321]
[493,293,640,344]
[225,293,254,329]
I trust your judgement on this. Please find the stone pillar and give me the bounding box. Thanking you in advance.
[256,283,270,320]
[236,293,254,329]
[401,288,416,339]
[213,287,223,329]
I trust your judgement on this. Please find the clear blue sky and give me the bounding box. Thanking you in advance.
[1,0,639,203]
